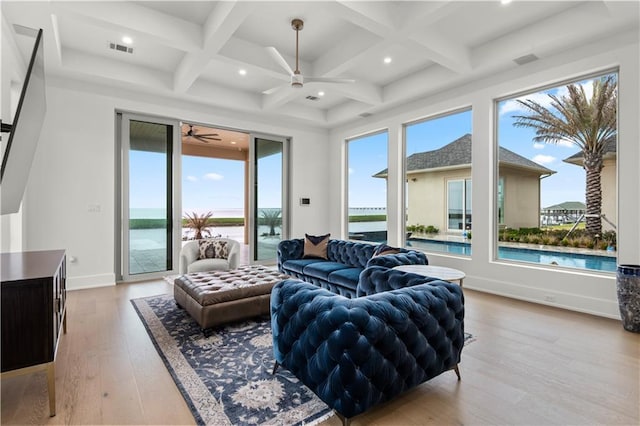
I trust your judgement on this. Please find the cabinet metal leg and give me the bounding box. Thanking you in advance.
[46,362,56,416]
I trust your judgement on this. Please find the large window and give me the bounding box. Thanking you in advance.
[403,109,472,255]
[496,72,618,272]
[347,131,388,243]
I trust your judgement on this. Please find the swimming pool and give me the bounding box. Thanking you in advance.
[405,238,616,272]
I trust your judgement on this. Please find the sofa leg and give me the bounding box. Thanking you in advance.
[272,361,279,375]
[335,412,350,426]
[453,364,461,380]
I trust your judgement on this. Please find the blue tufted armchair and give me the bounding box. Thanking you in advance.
[271,266,465,425]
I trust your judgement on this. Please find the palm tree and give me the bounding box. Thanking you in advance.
[512,75,617,236]
[183,211,213,240]
[260,209,281,236]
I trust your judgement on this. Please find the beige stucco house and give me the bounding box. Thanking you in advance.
[562,139,617,231]
[374,134,555,232]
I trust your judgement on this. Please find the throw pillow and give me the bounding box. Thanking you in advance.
[372,243,401,257]
[303,233,330,259]
[198,239,229,260]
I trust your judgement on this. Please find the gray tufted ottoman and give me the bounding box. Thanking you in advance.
[173,265,289,335]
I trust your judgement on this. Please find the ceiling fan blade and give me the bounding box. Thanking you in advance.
[197,133,220,137]
[305,77,355,84]
[266,47,294,76]
[194,135,221,142]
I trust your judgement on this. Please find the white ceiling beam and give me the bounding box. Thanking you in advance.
[333,1,395,35]
[50,2,201,52]
[322,1,470,78]
[311,30,385,77]
[173,1,255,92]
[399,2,471,74]
[408,32,471,74]
[316,81,382,106]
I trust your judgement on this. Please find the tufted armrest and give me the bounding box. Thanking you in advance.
[366,249,427,269]
[357,265,443,296]
[270,278,464,420]
[179,240,200,274]
[277,239,304,271]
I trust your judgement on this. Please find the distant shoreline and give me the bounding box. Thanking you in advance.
[130,215,386,230]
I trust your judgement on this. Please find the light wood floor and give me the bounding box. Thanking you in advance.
[2,279,639,425]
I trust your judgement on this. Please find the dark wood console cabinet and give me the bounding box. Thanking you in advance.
[1,250,67,417]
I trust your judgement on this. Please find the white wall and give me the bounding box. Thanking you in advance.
[11,79,329,290]
[330,31,640,319]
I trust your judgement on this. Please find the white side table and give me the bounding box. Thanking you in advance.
[393,265,466,286]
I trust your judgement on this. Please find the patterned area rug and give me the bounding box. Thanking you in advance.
[131,294,333,426]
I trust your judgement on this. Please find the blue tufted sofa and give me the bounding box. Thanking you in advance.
[277,238,428,297]
[271,266,465,425]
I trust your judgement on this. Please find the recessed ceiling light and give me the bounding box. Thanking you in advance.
[317,91,325,97]
[500,0,512,4]
[122,36,133,45]
[238,69,247,76]
[383,57,392,64]
[230,141,237,145]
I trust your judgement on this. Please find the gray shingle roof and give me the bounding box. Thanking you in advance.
[542,201,586,211]
[373,133,555,177]
[563,137,617,163]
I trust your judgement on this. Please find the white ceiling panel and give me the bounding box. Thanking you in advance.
[56,14,184,72]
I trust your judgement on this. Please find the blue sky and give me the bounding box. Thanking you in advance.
[132,74,614,215]
[348,74,617,210]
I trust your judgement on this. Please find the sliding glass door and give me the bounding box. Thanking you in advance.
[119,113,181,280]
[251,135,288,262]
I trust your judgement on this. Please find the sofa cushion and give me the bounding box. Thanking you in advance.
[303,233,330,259]
[282,259,324,274]
[198,239,229,260]
[327,268,362,290]
[372,243,401,257]
[303,261,351,281]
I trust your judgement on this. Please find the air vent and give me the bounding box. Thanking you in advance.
[514,53,538,66]
[109,42,133,54]
[305,95,319,101]
[359,112,373,118]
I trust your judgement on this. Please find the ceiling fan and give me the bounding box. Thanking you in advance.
[263,19,355,95]
[182,124,221,142]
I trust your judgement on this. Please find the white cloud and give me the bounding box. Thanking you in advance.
[186,175,198,182]
[203,173,223,181]
[532,154,556,165]
[533,142,546,149]
[534,139,576,149]
[556,139,576,148]
[499,81,593,116]
[348,168,354,175]
[499,91,555,116]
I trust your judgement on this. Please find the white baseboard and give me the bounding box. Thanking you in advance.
[465,275,621,320]
[67,273,116,290]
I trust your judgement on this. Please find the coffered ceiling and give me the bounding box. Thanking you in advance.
[2,1,638,128]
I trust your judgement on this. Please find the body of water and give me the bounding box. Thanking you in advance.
[405,238,615,272]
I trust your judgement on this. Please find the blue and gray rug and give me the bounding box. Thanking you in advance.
[131,294,333,426]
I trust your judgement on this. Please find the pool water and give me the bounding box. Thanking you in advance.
[406,238,616,273]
